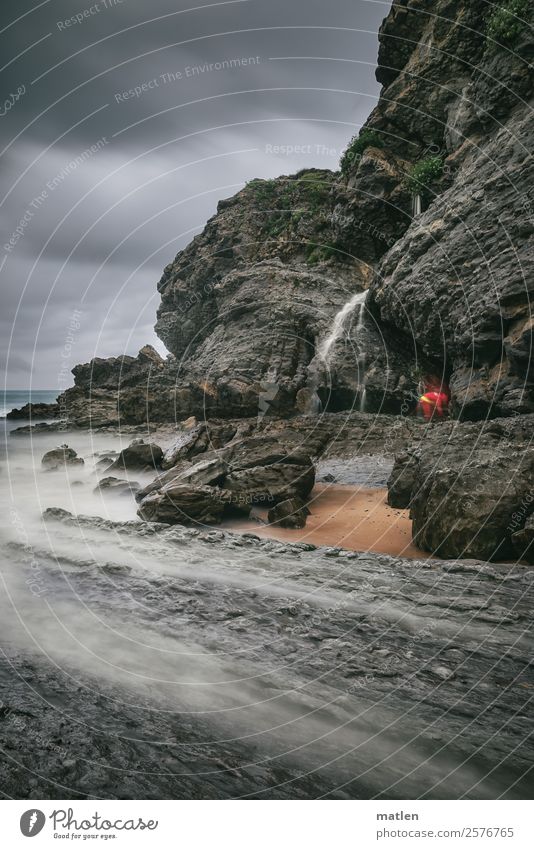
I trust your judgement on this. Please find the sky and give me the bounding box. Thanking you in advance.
[1,0,389,389]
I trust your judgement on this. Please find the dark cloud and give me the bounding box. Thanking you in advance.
[1,0,388,387]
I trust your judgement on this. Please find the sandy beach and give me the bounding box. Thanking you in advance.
[225,483,428,558]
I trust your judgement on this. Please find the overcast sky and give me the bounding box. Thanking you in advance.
[1,0,389,389]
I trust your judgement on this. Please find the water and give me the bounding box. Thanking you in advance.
[318,290,367,362]
[315,290,368,411]
[1,389,58,418]
[0,424,531,798]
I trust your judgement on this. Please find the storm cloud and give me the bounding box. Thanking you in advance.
[1,0,387,388]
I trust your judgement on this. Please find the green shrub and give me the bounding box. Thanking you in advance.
[406,155,443,196]
[247,178,277,204]
[486,0,530,48]
[306,243,340,265]
[340,128,384,176]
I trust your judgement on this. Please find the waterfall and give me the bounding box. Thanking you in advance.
[412,193,422,217]
[318,290,367,362]
[315,289,368,413]
[356,298,367,412]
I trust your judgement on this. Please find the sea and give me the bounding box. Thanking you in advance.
[0,389,58,419]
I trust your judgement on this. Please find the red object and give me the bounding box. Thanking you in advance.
[418,390,448,421]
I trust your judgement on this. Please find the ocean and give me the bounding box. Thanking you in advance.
[0,389,58,418]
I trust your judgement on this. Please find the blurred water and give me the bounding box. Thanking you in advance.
[0,423,531,799]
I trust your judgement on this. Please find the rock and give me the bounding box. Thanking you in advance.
[111,439,163,471]
[11,422,63,435]
[93,477,141,496]
[55,345,171,427]
[368,0,534,419]
[225,462,315,505]
[321,472,336,483]
[390,416,534,561]
[387,452,419,508]
[168,456,227,487]
[41,445,84,471]
[6,402,59,419]
[42,507,75,522]
[268,497,310,529]
[161,421,237,469]
[137,483,229,525]
[51,0,534,425]
[153,166,418,418]
[95,455,117,470]
[512,515,534,564]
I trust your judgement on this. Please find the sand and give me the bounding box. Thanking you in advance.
[225,484,428,558]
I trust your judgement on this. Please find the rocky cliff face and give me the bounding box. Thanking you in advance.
[368,0,534,418]
[153,0,533,421]
[46,0,533,425]
[155,166,421,418]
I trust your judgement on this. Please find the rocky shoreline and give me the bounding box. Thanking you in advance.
[2,502,532,799]
[2,0,534,800]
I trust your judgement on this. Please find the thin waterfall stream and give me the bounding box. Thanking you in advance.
[306,289,368,413]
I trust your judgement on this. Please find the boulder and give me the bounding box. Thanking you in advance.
[41,445,84,471]
[268,497,310,529]
[137,483,229,525]
[135,450,227,501]
[389,416,534,561]
[93,477,141,496]
[225,461,315,505]
[111,439,163,471]
[161,421,237,469]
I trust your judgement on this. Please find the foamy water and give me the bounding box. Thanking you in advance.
[0,420,530,798]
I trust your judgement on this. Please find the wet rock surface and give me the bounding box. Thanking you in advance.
[93,476,141,497]
[2,511,533,799]
[6,402,60,420]
[41,445,84,471]
[387,416,534,560]
[136,433,316,524]
[268,496,310,528]
[111,439,164,471]
[368,1,534,418]
[137,483,230,525]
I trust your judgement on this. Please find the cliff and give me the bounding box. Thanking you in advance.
[38,0,534,426]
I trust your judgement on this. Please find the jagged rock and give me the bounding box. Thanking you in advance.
[388,416,534,561]
[161,421,237,469]
[154,167,419,417]
[93,477,141,496]
[137,483,229,525]
[11,422,62,435]
[368,0,534,419]
[268,497,310,528]
[6,402,59,419]
[139,432,316,511]
[55,345,171,427]
[111,439,163,471]
[225,462,315,505]
[41,445,84,471]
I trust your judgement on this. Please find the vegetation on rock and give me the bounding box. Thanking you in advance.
[340,128,384,176]
[406,155,443,196]
[485,0,530,49]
